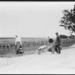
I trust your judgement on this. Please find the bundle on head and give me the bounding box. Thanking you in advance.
[49,38,53,43]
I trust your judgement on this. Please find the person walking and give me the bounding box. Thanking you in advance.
[55,32,61,54]
[15,35,22,54]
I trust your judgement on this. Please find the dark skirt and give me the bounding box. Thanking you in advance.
[16,42,22,50]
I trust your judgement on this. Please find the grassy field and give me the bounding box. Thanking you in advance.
[0,37,75,57]
[0,38,49,55]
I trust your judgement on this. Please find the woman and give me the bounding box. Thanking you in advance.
[15,35,22,54]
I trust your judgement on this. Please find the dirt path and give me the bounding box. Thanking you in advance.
[0,47,75,74]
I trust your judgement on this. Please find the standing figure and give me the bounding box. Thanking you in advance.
[15,35,22,54]
[55,32,61,54]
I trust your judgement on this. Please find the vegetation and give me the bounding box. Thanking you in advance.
[60,5,75,35]
[0,38,74,56]
[60,35,68,39]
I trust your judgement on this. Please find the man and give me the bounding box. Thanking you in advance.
[55,32,61,54]
[15,35,22,54]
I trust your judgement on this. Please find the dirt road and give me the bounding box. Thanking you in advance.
[0,47,75,74]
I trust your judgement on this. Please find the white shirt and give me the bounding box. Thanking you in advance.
[15,36,22,45]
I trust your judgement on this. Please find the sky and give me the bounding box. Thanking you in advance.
[0,2,75,38]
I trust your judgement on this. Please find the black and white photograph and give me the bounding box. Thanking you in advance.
[0,1,75,74]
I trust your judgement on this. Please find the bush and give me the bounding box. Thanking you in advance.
[60,35,68,39]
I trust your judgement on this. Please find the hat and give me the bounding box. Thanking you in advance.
[55,32,58,35]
